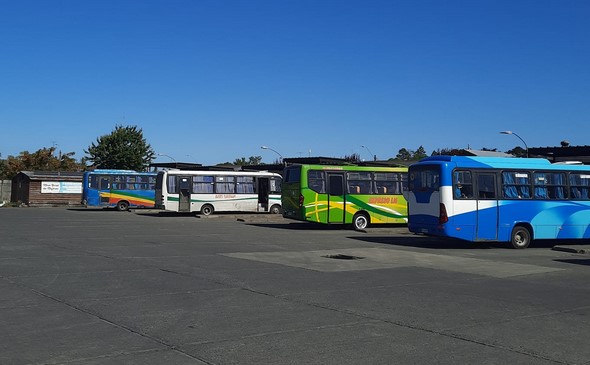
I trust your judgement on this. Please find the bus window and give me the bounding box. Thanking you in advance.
[99,177,109,190]
[375,172,403,195]
[112,175,125,190]
[270,177,281,194]
[193,176,214,194]
[236,176,255,194]
[308,170,325,193]
[347,172,372,194]
[453,170,473,199]
[216,176,235,193]
[89,175,100,189]
[167,175,178,194]
[502,171,530,199]
[284,166,301,183]
[409,167,439,191]
[126,175,136,190]
[534,172,566,199]
[569,173,590,200]
[478,173,497,199]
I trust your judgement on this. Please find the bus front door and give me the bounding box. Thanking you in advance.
[476,173,498,240]
[178,177,191,212]
[327,173,346,224]
[258,177,270,212]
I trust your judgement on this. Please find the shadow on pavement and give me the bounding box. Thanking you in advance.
[247,222,351,230]
[348,235,496,249]
[554,258,590,266]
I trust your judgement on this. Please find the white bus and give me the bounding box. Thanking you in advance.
[155,170,282,215]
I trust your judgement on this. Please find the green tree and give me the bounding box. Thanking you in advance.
[232,156,263,166]
[344,153,361,163]
[0,147,83,179]
[85,125,154,171]
[414,146,428,160]
[432,148,462,156]
[506,146,526,157]
[396,148,412,161]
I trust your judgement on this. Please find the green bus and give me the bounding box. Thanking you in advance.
[282,164,408,230]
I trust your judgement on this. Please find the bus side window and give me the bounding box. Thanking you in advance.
[99,178,109,190]
[453,170,473,199]
[570,173,590,200]
[308,170,325,193]
[346,172,372,194]
[477,173,496,199]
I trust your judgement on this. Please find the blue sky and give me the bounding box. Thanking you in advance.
[1,0,588,165]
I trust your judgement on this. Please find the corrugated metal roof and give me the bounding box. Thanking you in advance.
[18,171,84,179]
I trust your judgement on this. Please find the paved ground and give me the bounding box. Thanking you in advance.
[1,207,590,364]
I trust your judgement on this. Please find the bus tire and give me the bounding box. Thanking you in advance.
[270,204,282,214]
[353,212,369,231]
[201,204,214,216]
[116,201,129,211]
[510,225,531,249]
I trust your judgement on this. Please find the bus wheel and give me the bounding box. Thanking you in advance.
[270,204,282,214]
[353,213,369,231]
[201,204,214,216]
[510,226,531,249]
[116,201,129,211]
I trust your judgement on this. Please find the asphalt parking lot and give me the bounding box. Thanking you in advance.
[1,207,590,364]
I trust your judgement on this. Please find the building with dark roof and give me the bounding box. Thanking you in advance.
[11,171,84,206]
[529,145,590,165]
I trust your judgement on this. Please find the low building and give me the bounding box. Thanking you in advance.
[11,171,84,206]
[529,145,590,165]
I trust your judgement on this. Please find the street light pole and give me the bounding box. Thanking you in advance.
[361,145,376,161]
[260,146,283,163]
[500,131,528,158]
[157,153,176,162]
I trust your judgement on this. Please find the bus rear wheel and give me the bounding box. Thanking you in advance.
[510,226,531,249]
[201,204,214,216]
[353,213,369,231]
[116,201,129,211]
[270,204,282,214]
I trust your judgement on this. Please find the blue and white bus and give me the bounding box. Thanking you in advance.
[82,170,157,211]
[407,156,590,248]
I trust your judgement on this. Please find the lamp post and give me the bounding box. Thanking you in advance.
[260,146,283,163]
[500,131,528,158]
[361,145,376,161]
[157,153,176,162]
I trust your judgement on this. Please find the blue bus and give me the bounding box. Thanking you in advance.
[407,156,590,248]
[82,170,157,211]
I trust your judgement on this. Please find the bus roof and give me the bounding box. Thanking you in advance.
[85,169,156,174]
[289,164,407,172]
[161,170,281,176]
[412,156,589,171]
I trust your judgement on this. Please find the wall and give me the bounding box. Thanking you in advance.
[27,181,82,206]
[0,180,10,203]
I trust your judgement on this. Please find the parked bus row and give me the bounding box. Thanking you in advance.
[82,156,590,248]
[82,169,282,215]
[82,163,411,229]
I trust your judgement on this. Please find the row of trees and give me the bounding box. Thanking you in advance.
[0,124,527,180]
[0,126,153,179]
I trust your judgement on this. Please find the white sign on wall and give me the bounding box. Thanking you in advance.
[41,181,82,194]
